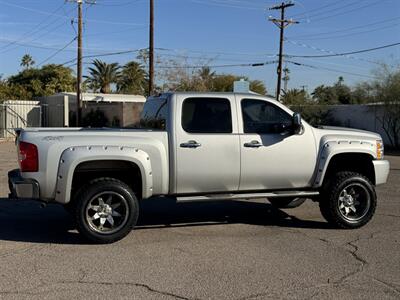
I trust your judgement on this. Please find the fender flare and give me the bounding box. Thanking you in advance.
[313,140,376,187]
[54,145,153,204]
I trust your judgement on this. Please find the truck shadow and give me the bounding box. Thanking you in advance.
[0,197,332,244]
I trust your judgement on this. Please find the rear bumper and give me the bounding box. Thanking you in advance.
[8,169,40,199]
[373,160,390,186]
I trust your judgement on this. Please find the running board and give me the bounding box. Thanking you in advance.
[176,191,319,202]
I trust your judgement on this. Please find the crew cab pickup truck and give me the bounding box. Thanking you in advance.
[8,92,390,243]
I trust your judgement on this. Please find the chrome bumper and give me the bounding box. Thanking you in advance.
[8,169,40,199]
[373,160,390,186]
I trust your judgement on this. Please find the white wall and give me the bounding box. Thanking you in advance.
[328,104,395,146]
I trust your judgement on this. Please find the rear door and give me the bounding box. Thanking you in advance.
[175,95,240,194]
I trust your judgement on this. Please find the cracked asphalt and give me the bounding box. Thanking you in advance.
[0,141,399,299]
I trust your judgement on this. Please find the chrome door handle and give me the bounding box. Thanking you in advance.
[180,140,202,148]
[244,140,262,148]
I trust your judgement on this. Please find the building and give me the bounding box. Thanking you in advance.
[40,92,146,127]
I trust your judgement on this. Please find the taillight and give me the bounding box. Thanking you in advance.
[18,141,39,172]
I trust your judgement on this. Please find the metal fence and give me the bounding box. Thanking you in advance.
[0,101,41,139]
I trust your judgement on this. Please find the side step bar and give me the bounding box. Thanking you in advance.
[176,191,319,203]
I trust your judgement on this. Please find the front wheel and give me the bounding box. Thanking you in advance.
[74,178,139,243]
[319,172,376,229]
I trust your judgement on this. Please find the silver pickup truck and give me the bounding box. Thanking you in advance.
[8,92,390,243]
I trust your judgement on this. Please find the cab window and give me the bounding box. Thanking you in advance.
[241,99,292,134]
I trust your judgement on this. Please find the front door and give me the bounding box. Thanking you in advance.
[175,96,240,194]
[237,97,317,190]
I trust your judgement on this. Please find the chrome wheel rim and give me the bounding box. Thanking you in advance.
[85,191,129,234]
[337,183,370,223]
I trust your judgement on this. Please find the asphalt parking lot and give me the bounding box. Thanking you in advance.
[0,141,399,299]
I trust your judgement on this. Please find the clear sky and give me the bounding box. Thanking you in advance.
[1,0,399,94]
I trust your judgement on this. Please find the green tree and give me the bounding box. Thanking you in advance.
[210,75,267,94]
[249,80,267,95]
[311,85,338,105]
[85,59,120,93]
[351,82,375,104]
[7,64,75,99]
[281,88,310,105]
[197,66,216,91]
[333,76,352,104]
[20,54,35,69]
[117,61,147,95]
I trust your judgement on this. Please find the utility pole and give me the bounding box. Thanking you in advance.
[67,0,95,126]
[77,0,83,127]
[269,2,298,101]
[283,66,290,92]
[149,0,154,96]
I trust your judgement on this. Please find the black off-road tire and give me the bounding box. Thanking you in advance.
[319,172,376,229]
[74,177,139,243]
[268,197,306,209]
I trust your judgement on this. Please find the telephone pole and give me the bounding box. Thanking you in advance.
[77,0,83,126]
[283,66,290,92]
[149,0,154,96]
[67,0,95,126]
[269,2,298,101]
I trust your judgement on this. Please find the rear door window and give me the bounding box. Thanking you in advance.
[182,98,232,133]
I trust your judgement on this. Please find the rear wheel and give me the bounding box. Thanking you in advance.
[268,197,306,209]
[319,172,376,229]
[74,178,139,243]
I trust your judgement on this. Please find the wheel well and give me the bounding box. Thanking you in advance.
[71,160,142,201]
[323,153,375,185]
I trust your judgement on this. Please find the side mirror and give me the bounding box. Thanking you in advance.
[292,112,303,134]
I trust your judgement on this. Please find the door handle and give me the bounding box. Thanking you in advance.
[244,140,262,148]
[180,140,202,148]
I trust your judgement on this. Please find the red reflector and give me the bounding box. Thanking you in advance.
[19,141,38,172]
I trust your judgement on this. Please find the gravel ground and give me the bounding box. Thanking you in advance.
[0,142,399,299]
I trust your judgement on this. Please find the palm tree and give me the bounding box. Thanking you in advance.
[117,61,147,95]
[197,66,215,90]
[20,54,35,69]
[85,59,120,93]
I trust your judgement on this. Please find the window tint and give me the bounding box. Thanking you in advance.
[241,99,292,134]
[182,98,232,133]
[140,98,168,130]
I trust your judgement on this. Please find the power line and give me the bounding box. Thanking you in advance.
[285,40,378,65]
[303,0,384,23]
[37,37,78,66]
[0,2,67,51]
[0,18,74,55]
[294,1,363,21]
[287,16,400,39]
[96,0,145,7]
[287,22,400,41]
[189,0,264,11]
[286,60,378,80]
[286,41,400,58]
[156,60,278,69]
[289,1,358,18]
[0,0,145,26]
[61,48,144,65]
